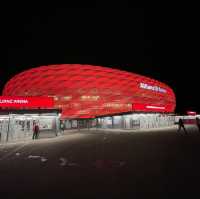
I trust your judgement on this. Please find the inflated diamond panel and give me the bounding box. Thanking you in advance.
[2,64,176,118]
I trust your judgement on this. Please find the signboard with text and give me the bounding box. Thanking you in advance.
[132,103,173,112]
[139,82,167,93]
[0,96,54,108]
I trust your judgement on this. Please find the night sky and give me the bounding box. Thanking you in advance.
[0,5,198,114]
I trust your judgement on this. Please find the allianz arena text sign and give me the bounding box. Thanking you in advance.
[0,96,54,108]
[139,82,167,93]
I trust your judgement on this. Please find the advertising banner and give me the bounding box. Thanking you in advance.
[0,96,54,108]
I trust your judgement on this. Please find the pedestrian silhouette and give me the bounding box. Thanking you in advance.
[60,121,65,132]
[32,121,40,139]
[196,117,200,133]
[177,118,187,135]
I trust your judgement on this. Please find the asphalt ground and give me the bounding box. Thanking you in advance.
[0,125,200,198]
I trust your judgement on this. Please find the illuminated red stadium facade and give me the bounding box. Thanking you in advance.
[2,64,176,118]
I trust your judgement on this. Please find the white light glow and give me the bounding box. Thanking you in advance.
[146,105,165,110]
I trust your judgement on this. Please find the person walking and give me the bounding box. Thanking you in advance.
[32,121,40,139]
[177,118,187,135]
[196,117,200,133]
[60,121,65,133]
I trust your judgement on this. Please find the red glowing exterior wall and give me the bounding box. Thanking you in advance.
[2,64,176,118]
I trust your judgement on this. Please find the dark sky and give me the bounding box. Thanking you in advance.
[0,4,199,114]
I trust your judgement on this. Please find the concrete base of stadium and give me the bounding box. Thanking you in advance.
[62,113,175,130]
[1,113,176,144]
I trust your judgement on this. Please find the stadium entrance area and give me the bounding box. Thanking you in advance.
[0,109,60,144]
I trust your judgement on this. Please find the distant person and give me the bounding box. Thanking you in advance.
[32,121,40,139]
[60,121,65,132]
[177,118,187,135]
[196,117,200,133]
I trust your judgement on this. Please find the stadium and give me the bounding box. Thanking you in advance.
[2,64,176,118]
[0,64,176,143]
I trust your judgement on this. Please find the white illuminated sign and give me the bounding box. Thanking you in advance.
[146,105,165,110]
[140,83,167,93]
[0,99,29,104]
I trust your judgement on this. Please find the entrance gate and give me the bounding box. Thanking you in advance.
[0,113,60,144]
